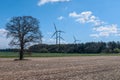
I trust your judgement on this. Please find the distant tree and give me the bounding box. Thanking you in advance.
[113,48,120,53]
[6,16,42,60]
[107,41,116,53]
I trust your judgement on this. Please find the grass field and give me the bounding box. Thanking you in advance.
[0,52,120,58]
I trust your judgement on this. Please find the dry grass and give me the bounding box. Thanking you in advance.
[0,56,120,80]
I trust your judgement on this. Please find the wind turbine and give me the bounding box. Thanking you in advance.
[51,23,59,45]
[73,36,80,44]
[51,23,65,52]
[51,23,65,45]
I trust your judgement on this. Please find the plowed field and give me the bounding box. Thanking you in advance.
[0,56,120,80]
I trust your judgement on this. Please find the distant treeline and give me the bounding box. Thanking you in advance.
[0,48,19,52]
[29,41,120,53]
[1,41,120,54]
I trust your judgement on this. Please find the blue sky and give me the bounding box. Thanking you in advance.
[0,0,120,48]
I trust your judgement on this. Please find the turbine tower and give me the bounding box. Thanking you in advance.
[58,30,64,45]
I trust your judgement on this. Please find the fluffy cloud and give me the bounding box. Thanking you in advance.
[69,11,120,38]
[90,24,119,37]
[0,37,10,49]
[38,0,70,6]
[69,11,104,26]
[0,28,8,37]
[93,24,118,34]
[69,11,81,18]
[0,29,10,49]
[57,16,64,20]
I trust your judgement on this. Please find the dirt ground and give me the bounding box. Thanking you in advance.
[0,56,120,80]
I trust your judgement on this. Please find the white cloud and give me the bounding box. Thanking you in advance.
[0,29,10,49]
[0,37,10,49]
[69,11,104,26]
[69,11,120,38]
[69,12,81,18]
[57,16,64,20]
[93,24,118,34]
[91,24,120,38]
[0,28,8,37]
[38,0,70,6]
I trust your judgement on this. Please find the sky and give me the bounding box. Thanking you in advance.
[0,0,120,49]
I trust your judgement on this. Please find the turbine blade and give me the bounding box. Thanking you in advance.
[73,36,76,40]
[60,37,64,40]
[51,32,56,38]
[53,23,57,31]
[59,30,65,33]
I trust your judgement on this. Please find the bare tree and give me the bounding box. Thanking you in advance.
[6,16,42,60]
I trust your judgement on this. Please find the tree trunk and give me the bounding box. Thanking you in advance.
[19,50,24,60]
[19,44,24,60]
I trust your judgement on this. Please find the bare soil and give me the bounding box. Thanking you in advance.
[0,56,120,80]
